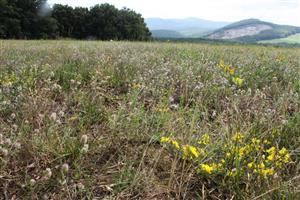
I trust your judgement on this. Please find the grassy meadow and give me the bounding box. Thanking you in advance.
[0,40,299,199]
[259,34,300,44]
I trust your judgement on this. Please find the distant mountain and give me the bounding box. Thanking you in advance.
[145,18,230,38]
[151,30,183,38]
[206,19,300,42]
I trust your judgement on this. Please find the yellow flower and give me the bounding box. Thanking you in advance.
[224,66,235,75]
[182,145,199,160]
[267,154,275,162]
[232,132,244,142]
[217,162,223,169]
[237,146,249,157]
[160,137,180,150]
[279,147,287,155]
[200,164,213,174]
[1,75,16,87]
[198,133,210,145]
[155,107,170,113]
[160,137,170,143]
[132,83,142,89]
[247,162,254,169]
[170,140,180,149]
[219,60,225,69]
[266,147,276,154]
[283,154,290,163]
[232,77,244,87]
[263,139,271,145]
[258,162,265,169]
[275,161,283,168]
[227,169,237,177]
[228,67,235,75]
[261,168,274,177]
[188,146,199,158]
[251,138,260,145]
[266,147,276,162]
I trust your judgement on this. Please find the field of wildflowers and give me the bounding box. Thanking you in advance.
[0,40,299,199]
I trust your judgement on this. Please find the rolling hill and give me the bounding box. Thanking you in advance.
[206,19,300,43]
[145,18,230,38]
[150,30,184,38]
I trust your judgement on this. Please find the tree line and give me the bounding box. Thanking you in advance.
[0,0,152,40]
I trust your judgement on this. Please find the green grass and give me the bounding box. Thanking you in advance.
[259,33,300,44]
[0,40,299,199]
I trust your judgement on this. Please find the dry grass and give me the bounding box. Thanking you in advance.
[0,40,299,199]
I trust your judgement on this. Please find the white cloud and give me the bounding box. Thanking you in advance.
[48,0,300,26]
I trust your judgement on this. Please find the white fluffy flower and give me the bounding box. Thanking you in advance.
[61,163,69,174]
[80,135,88,144]
[81,144,89,153]
[50,112,57,121]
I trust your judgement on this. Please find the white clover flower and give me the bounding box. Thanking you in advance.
[58,111,65,117]
[61,163,69,174]
[81,144,89,154]
[4,138,11,145]
[168,96,174,103]
[53,83,62,90]
[12,124,18,130]
[76,183,85,190]
[59,179,67,185]
[29,179,36,186]
[169,104,179,110]
[0,147,8,157]
[43,168,52,180]
[13,142,21,150]
[50,71,55,77]
[50,112,57,121]
[11,113,16,119]
[80,135,88,144]
[34,129,40,133]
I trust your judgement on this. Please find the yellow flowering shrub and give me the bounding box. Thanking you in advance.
[182,145,200,160]
[160,137,180,150]
[199,164,213,174]
[160,132,291,182]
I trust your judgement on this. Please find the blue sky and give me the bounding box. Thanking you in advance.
[48,0,300,26]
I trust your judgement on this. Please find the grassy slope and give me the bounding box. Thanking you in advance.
[259,33,300,44]
[0,40,299,199]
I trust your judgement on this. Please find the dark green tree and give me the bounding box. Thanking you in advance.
[88,3,120,40]
[72,7,89,39]
[0,0,58,39]
[117,8,151,40]
[0,0,22,38]
[51,4,75,38]
[0,1,152,40]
